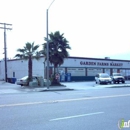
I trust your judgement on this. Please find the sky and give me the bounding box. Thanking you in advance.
[0,0,130,60]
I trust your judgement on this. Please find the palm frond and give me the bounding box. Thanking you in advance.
[32,45,39,52]
[32,51,41,60]
[25,42,32,52]
[14,54,24,59]
[17,49,26,53]
[41,31,71,69]
[23,55,29,60]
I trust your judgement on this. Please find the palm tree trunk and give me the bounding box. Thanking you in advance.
[51,64,61,86]
[56,67,58,74]
[28,55,32,82]
[54,66,56,75]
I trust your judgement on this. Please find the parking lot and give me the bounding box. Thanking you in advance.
[61,80,130,90]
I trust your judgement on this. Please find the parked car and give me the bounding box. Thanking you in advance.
[95,73,112,84]
[111,73,125,84]
[16,75,51,86]
[16,75,39,86]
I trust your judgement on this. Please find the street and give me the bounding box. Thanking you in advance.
[0,82,130,130]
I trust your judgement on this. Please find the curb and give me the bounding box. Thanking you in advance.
[39,88,74,92]
[18,86,74,92]
[106,85,130,88]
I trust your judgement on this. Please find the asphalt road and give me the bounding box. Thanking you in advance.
[0,83,130,130]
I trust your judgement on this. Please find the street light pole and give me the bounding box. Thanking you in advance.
[46,0,55,89]
[46,9,49,89]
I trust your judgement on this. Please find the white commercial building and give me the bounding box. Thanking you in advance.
[0,56,130,81]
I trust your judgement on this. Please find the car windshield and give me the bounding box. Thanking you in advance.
[21,76,28,80]
[100,74,109,78]
[113,73,122,76]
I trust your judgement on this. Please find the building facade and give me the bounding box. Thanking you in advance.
[0,56,130,81]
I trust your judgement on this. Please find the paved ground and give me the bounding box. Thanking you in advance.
[0,81,130,130]
[63,81,130,89]
[0,81,73,94]
[0,80,130,94]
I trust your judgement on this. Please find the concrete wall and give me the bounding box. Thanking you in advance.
[0,57,45,80]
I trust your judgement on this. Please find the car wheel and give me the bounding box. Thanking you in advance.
[122,81,125,84]
[113,81,116,84]
[99,81,101,84]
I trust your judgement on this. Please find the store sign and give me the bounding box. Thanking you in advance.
[80,61,123,66]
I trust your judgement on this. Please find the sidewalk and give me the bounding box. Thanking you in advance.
[0,81,74,94]
[0,80,130,94]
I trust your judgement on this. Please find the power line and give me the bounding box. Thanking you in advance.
[0,22,12,82]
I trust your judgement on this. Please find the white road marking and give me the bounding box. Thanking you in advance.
[0,89,23,93]
[56,93,130,103]
[50,112,104,121]
[0,102,43,107]
[67,92,88,95]
[0,93,130,108]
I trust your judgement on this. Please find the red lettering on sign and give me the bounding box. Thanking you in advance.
[80,61,123,66]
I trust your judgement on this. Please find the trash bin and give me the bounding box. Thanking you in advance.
[66,73,71,82]
[60,72,66,82]
[38,77,44,87]
[12,78,16,84]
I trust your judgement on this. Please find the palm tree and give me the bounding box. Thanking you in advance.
[15,42,40,82]
[41,31,71,85]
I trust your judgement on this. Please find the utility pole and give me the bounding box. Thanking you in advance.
[0,23,12,82]
[46,0,56,89]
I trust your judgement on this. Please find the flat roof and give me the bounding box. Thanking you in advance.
[68,56,130,62]
[1,56,130,62]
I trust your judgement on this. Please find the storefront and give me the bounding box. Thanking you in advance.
[52,57,130,81]
[0,56,130,81]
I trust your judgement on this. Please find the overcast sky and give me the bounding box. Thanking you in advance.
[0,0,130,60]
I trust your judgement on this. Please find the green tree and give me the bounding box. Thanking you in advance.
[41,31,71,85]
[15,42,40,83]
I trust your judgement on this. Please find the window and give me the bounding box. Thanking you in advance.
[13,72,15,77]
